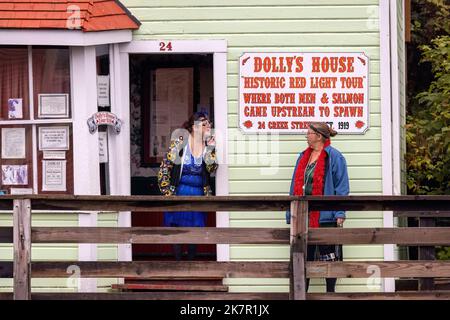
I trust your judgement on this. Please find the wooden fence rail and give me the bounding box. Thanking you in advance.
[0,195,448,300]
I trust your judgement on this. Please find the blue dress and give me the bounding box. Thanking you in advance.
[163,144,206,227]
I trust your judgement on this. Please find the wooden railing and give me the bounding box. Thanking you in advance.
[0,195,449,300]
[393,210,450,291]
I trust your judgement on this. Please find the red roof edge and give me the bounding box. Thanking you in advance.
[113,0,141,28]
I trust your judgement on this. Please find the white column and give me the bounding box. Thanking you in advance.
[390,0,401,196]
[110,44,132,261]
[214,51,230,262]
[379,0,395,293]
[71,46,100,292]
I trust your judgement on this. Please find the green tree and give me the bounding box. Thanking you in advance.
[405,36,450,195]
[406,1,450,260]
[407,0,449,114]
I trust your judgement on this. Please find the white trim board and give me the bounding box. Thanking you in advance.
[116,40,229,262]
[71,46,101,292]
[390,0,402,196]
[0,29,132,46]
[213,52,230,261]
[28,46,39,194]
[110,43,132,262]
[120,40,227,53]
[379,0,397,293]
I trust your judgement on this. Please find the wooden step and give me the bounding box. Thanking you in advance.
[112,277,228,292]
[112,283,228,292]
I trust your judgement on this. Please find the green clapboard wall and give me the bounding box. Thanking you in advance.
[121,0,395,293]
[1,0,407,294]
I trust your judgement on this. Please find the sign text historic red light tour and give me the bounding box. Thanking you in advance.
[239,53,370,134]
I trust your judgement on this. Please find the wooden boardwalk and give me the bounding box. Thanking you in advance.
[0,195,448,300]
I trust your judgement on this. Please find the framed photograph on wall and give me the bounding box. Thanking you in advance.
[8,98,23,119]
[1,165,28,185]
[38,94,69,118]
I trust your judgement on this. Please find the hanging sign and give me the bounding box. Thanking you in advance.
[87,112,122,134]
[97,75,110,107]
[98,131,108,163]
[239,52,369,134]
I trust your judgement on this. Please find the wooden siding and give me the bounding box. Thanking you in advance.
[122,0,384,293]
[0,212,118,293]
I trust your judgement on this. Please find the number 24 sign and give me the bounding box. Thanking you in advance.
[159,41,172,51]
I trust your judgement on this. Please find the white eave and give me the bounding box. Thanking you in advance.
[0,29,132,46]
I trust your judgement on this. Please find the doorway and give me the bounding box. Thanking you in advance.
[129,54,216,261]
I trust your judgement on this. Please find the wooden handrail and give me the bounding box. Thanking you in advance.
[4,260,449,280]
[307,261,450,278]
[3,196,449,301]
[308,227,450,245]
[30,227,289,244]
[29,261,289,278]
[0,194,449,211]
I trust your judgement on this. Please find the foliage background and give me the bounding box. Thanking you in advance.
[406,0,449,195]
[406,0,449,260]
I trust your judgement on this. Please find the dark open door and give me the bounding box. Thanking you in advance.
[129,54,216,261]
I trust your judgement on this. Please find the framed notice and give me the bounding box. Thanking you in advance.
[42,160,66,191]
[38,94,69,118]
[43,151,66,159]
[1,128,26,159]
[39,126,69,150]
[10,188,33,195]
[97,75,110,107]
[239,52,370,134]
[98,131,108,163]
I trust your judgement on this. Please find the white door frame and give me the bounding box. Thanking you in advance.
[112,40,229,261]
[380,0,402,293]
[71,46,101,292]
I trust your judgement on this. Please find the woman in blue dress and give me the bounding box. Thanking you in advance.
[158,112,218,260]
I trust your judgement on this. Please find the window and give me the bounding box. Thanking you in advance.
[0,46,73,195]
[0,47,30,120]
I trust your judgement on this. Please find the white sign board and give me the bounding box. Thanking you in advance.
[97,75,110,107]
[239,52,369,134]
[10,188,33,195]
[98,131,108,163]
[43,151,66,159]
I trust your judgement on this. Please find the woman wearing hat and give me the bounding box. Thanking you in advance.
[286,122,350,292]
[158,112,218,260]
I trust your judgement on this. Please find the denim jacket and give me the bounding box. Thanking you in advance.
[286,145,350,224]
